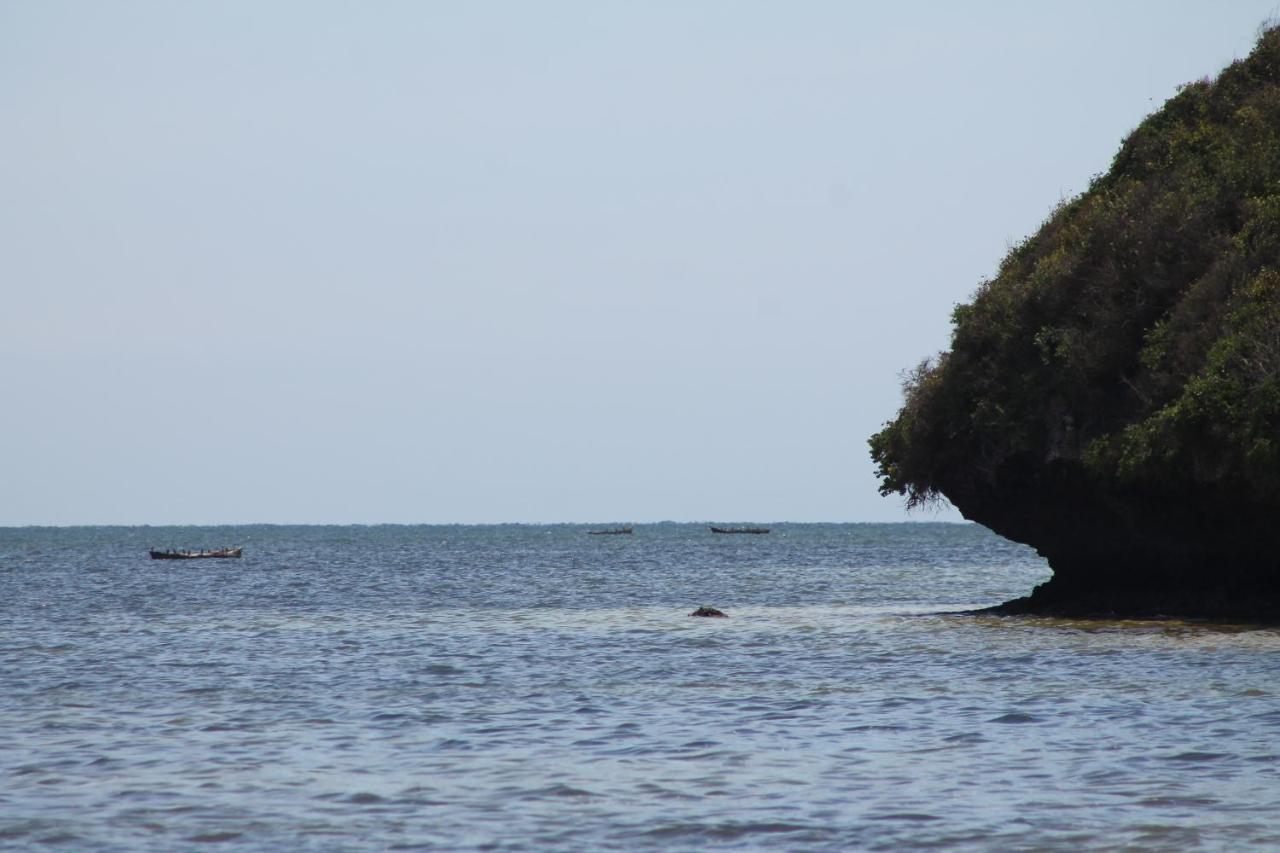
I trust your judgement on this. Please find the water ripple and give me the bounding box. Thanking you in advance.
[5,524,1280,849]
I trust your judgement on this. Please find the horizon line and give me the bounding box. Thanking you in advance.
[0,518,969,529]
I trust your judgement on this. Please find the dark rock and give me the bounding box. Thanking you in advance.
[689,606,728,618]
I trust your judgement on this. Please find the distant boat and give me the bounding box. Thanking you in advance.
[588,526,634,535]
[710,527,770,535]
[149,547,243,560]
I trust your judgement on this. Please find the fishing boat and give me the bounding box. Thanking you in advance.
[149,547,243,560]
[588,526,633,535]
[709,527,770,534]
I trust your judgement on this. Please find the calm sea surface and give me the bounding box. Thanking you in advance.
[3,523,1280,850]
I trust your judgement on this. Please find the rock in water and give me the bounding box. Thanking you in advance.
[690,606,728,618]
[870,27,1280,620]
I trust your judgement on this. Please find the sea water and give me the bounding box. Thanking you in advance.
[2,523,1280,850]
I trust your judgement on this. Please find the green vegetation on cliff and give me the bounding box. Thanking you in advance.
[871,28,1280,613]
[873,27,1280,513]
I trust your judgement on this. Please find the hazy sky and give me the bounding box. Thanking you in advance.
[3,1,1276,525]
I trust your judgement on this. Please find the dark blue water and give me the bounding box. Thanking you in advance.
[3,524,1280,849]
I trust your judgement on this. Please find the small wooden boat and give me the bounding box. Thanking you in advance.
[149,547,243,560]
[588,526,633,535]
[710,527,770,534]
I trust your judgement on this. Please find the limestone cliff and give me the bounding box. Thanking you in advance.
[870,28,1280,618]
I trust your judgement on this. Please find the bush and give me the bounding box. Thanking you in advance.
[871,27,1280,512]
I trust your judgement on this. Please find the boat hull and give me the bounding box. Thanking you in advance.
[149,548,243,560]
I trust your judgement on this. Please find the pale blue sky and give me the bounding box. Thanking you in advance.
[2,1,1276,525]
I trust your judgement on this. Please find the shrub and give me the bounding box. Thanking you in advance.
[871,27,1280,512]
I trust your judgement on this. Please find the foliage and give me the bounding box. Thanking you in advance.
[871,27,1280,509]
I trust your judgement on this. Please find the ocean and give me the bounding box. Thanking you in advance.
[3,523,1279,850]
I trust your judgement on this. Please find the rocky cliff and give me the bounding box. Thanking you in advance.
[870,28,1280,618]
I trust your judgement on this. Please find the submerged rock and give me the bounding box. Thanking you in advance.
[689,606,728,618]
[870,28,1280,620]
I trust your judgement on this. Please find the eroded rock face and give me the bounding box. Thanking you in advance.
[689,606,728,618]
[953,477,1280,619]
[870,29,1280,619]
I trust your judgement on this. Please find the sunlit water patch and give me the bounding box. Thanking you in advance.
[3,524,1280,849]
